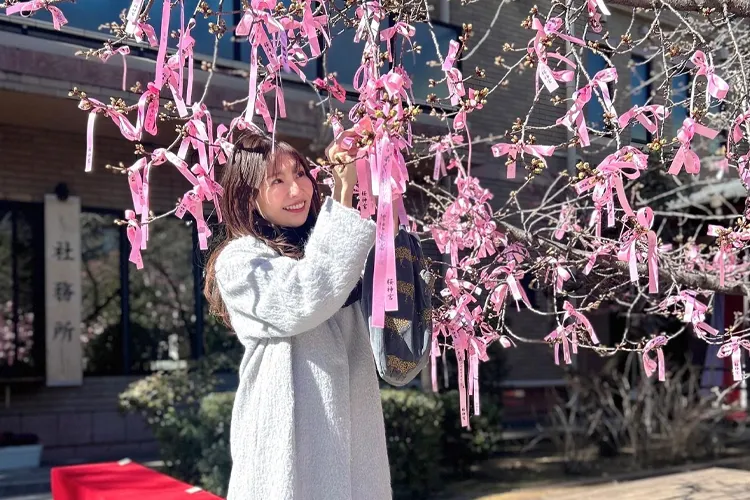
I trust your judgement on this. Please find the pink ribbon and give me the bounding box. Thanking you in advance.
[545,326,572,365]
[127,158,148,215]
[154,0,171,88]
[99,45,130,92]
[542,257,572,293]
[380,22,415,61]
[691,50,729,104]
[732,110,750,144]
[557,68,618,147]
[583,243,614,275]
[491,142,555,179]
[301,0,329,57]
[6,0,67,29]
[430,134,463,180]
[134,21,158,46]
[660,290,718,338]
[528,17,583,93]
[562,301,600,345]
[707,225,750,287]
[668,118,719,175]
[586,0,610,32]
[175,187,211,250]
[443,40,465,106]
[125,210,144,269]
[617,207,659,294]
[642,336,668,381]
[617,104,669,135]
[717,337,750,382]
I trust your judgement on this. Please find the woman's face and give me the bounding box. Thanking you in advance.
[255,153,314,228]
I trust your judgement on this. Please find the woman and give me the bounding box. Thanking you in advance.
[204,131,392,499]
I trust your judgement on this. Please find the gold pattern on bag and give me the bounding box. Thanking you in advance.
[395,246,415,263]
[387,355,417,374]
[385,315,411,334]
[397,281,414,300]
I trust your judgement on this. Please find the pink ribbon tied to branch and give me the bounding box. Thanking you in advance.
[707,225,750,287]
[443,40,466,106]
[545,326,573,365]
[586,0,610,33]
[575,146,647,236]
[488,261,533,312]
[731,110,750,144]
[541,256,573,293]
[528,17,584,93]
[617,207,659,294]
[556,68,618,147]
[554,204,581,240]
[98,45,131,92]
[668,118,719,175]
[380,22,415,61]
[300,0,330,57]
[659,290,718,339]
[562,301,600,349]
[642,336,668,381]
[617,104,669,136]
[491,142,555,179]
[124,210,144,269]
[430,134,463,180]
[691,50,729,106]
[583,243,615,275]
[717,337,750,382]
[6,0,67,29]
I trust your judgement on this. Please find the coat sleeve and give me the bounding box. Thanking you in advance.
[215,197,376,341]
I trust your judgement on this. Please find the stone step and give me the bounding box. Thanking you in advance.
[0,467,50,499]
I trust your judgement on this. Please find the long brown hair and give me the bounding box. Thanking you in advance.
[203,131,323,328]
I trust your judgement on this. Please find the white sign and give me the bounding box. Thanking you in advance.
[44,194,83,386]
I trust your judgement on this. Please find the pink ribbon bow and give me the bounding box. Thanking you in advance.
[642,336,668,381]
[583,243,614,275]
[545,326,572,365]
[617,104,669,136]
[6,0,68,29]
[557,68,618,147]
[301,0,330,57]
[668,118,719,175]
[488,262,533,312]
[717,337,750,382]
[617,207,659,294]
[380,22,415,61]
[707,225,750,287]
[691,50,729,104]
[659,290,718,339]
[443,40,466,106]
[542,256,573,293]
[491,142,555,179]
[576,146,647,235]
[430,134,463,180]
[731,110,750,144]
[528,17,583,93]
[124,210,144,269]
[99,45,131,92]
[562,301,600,346]
[586,0,610,32]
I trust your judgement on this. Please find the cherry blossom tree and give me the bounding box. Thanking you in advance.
[5,0,750,427]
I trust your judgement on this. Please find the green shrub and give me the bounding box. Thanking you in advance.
[196,392,234,497]
[381,389,445,500]
[438,390,504,477]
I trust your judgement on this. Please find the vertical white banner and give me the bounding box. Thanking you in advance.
[44,194,83,386]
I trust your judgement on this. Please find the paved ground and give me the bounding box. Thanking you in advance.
[477,467,750,500]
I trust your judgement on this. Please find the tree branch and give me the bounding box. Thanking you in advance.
[608,0,750,17]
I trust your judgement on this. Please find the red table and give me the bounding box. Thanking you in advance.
[51,460,223,500]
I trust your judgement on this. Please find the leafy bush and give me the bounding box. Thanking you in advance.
[438,390,504,477]
[196,392,234,497]
[121,367,502,498]
[381,389,445,499]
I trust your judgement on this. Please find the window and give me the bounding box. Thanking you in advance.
[584,50,612,134]
[0,202,45,380]
[671,73,690,137]
[81,211,123,375]
[630,55,651,143]
[394,22,460,101]
[128,218,195,373]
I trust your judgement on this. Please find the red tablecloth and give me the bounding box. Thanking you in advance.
[51,460,223,500]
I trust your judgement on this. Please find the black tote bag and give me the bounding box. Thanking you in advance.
[361,229,433,386]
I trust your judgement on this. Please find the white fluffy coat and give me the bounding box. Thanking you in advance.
[216,197,392,500]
